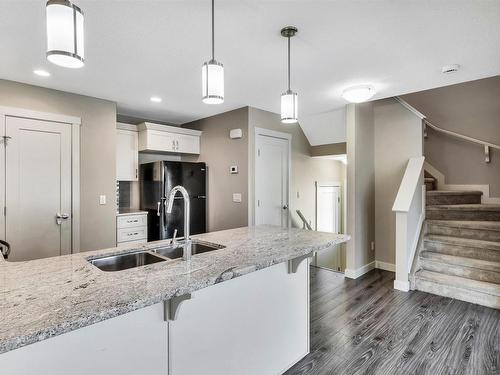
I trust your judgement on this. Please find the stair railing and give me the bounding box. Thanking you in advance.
[392,156,426,292]
[396,97,500,163]
[296,210,312,230]
[424,120,500,163]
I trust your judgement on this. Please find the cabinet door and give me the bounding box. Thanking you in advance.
[176,133,200,154]
[116,129,138,181]
[0,304,168,375]
[142,130,176,152]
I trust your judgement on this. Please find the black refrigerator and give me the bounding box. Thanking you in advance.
[139,161,207,241]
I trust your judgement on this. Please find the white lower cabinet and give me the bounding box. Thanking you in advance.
[0,304,168,375]
[116,213,148,246]
[0,261,309,375]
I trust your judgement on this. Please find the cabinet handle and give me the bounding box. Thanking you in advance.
[127,219,139,223]
[127,232,139,236]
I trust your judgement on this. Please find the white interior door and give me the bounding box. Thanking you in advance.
[316,185,340,233]
[314,183,343,271]
[4,116,72,261]
[255,131,290,227]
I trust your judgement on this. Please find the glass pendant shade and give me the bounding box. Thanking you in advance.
[202,60,224,104]
[281,89,298,124]
[46,0,84,69]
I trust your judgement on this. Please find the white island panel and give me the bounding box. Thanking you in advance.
[169,260,309,375]
[0,304,168,375]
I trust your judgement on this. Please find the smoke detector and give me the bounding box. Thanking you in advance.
[442,64,460,74]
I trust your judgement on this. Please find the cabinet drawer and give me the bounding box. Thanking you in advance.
[117,214,148,229]
[117,227,147,242]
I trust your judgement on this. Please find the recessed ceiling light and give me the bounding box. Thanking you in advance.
[442,64,460,74]
[150,96,162,103]
[342,85,376,103]
[33,69,51,77]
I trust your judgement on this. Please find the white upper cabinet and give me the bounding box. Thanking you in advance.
[138,122,201,155]
[116,123,139,181]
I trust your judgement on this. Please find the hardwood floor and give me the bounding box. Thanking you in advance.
[285,267,500,375]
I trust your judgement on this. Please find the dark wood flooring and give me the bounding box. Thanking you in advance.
[285,267,500,375]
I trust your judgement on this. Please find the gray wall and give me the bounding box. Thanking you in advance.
[402,75,500,197]
[247,107,345,230]
[373,99,423,265]
[0,79,117,252]
[183,108,249,232]
[346,103,375,274]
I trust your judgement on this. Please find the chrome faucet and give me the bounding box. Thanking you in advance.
[166,186,192,261]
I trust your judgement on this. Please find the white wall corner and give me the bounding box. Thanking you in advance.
[344,261,375,279]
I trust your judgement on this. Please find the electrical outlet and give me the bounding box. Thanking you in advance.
[233,193,242,203]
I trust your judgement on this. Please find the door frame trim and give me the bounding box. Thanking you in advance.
[253,127,292,228]
[0,106,81,254]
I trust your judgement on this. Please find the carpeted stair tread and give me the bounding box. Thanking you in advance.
[424,234,500,251]
[414,270,500,309]
[420,251,500,273]
[426,190,483,196]
[426,220,500,231]
[427,204,500,211]
[415,270,500,297]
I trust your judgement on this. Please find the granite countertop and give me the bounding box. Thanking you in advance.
[116,209,148,216]
[0,225,350,354]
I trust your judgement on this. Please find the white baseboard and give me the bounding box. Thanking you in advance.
[375,261,395,272]
[394,280,410,292]
[344,261,375,279]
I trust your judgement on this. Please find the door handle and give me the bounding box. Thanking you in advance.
[157,201,161,217]
[56,213,70,225]
[282,204,289,210]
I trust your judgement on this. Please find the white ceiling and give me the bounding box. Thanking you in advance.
[1,1,499,143]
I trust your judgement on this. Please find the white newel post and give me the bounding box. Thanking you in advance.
[392,156,425,292]
[394,211,410,291]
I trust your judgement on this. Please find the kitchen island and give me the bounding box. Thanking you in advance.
[0,225,349,375]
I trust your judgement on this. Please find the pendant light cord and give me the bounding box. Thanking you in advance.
[211,0,215,60]
[287,36,291,90]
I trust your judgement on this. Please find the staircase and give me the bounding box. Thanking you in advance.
[412,189,500,309]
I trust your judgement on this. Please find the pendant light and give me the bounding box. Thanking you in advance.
[46,0,84,69]
[280,26,298,124]
[202,0,224,104]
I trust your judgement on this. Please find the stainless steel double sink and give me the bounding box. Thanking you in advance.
[88,241,225,272]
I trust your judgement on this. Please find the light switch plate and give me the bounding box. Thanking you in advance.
[99,195,106,205]
[233,193,242,203]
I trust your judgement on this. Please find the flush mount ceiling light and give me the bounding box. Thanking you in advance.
[202,0,224,104]
[33,69,51,77]
[46,0,84,69]
[342,85,376,103]
[150,96,162,103]
[280,26,298,124]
